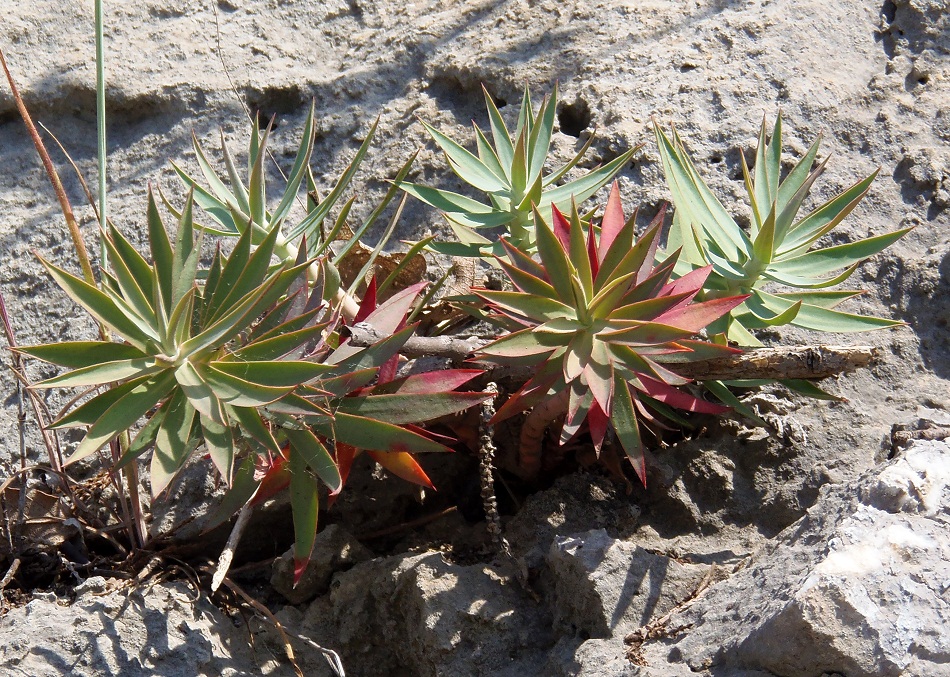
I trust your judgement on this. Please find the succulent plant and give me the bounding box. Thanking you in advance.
[20,191,319,495]
[475,183,748,483]
[655,115,911,346]
[402,84,637,256]
[20,194,486,582]
[169,108,417,316]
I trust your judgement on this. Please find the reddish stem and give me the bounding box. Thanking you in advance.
[518,390,569,478]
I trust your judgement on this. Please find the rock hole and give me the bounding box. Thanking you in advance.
[245,85,305,130]
[710,155,723,164]
[482,86,507,109]
[881,0,896,23]
[557,99,591,138]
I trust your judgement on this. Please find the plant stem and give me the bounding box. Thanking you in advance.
[0,49,97,288]
[95,0,108,261]
[346,324,879,383]
[518,389,569,478]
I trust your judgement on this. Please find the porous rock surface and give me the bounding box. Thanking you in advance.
[0,0,948,675]
[0,579,266,676]
[640,438,950,677]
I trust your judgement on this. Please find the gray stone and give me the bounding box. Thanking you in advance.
[319,551,553,677]
[0,582,269,676]
[271,524,373,604]
[547,528,710,638]
[648,441,950,677]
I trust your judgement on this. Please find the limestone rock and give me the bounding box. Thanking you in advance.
[547,528,710,638]
[270,524,373,605]
[650,440,950,677]
[0,580,265,676]
[325,551,554,677]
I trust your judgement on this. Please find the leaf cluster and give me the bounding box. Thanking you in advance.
[477,185,746,483]
[402,84,636,257]
[656,114,909,346]
[18,89,910,577]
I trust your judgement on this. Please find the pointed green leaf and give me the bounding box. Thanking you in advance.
[152,390,198,497]
[321,412,451,454]
[539,149,635,210]
[288,447,319,587]
[18,341,147,369]
[67,371,176,465]
[202,364,294,406]
[35,357,162,389]
[286,117,379,243]
[284,426,341,492]
[778,172,878,256]
[271,102,316,227]
[611,373,645,485]
[148,188,175,307]
[423,121,509,193]
[773,228,911,278]
[201,408,235,485]
[483,85,514,173]
[37,255,155,350]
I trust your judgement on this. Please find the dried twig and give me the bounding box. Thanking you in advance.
[477,384,538,600]
[0,558,21,593]
[0,49,96,288]
[212,571,337,677]
[0,293,65,476]
[211,503,253,593]
[671,345,877,381]
[348,323,488,364]
[347,324,878,382]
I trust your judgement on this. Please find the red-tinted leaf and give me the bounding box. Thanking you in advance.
[250,450,291,506]
[403,422,458,445]
[600,321,694,345]
[612,374,645,486]
[608,292,694,322]
[368,450,435,489]
[333,443,358,497]
[659,265,711,300]
[636,375,731,414]
[587,212,600,280]
[654,295,749,332]
[618,254,678,307]
[378,353,399,385]
[361,281,426,334]
[478,327,562,360]
[562,382,593,445]
[637,205,667,282]
[353,275,378,324]
[652,339,742,363]
[491,364,563,423]
[370,369,482,396]
[598,182,625,263]
[551,204,571,251]
[588,400,609,452]
[500,238,547,281]
[498,257,557,297]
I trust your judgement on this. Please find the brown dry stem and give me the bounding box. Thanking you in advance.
[346,324,877,382]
